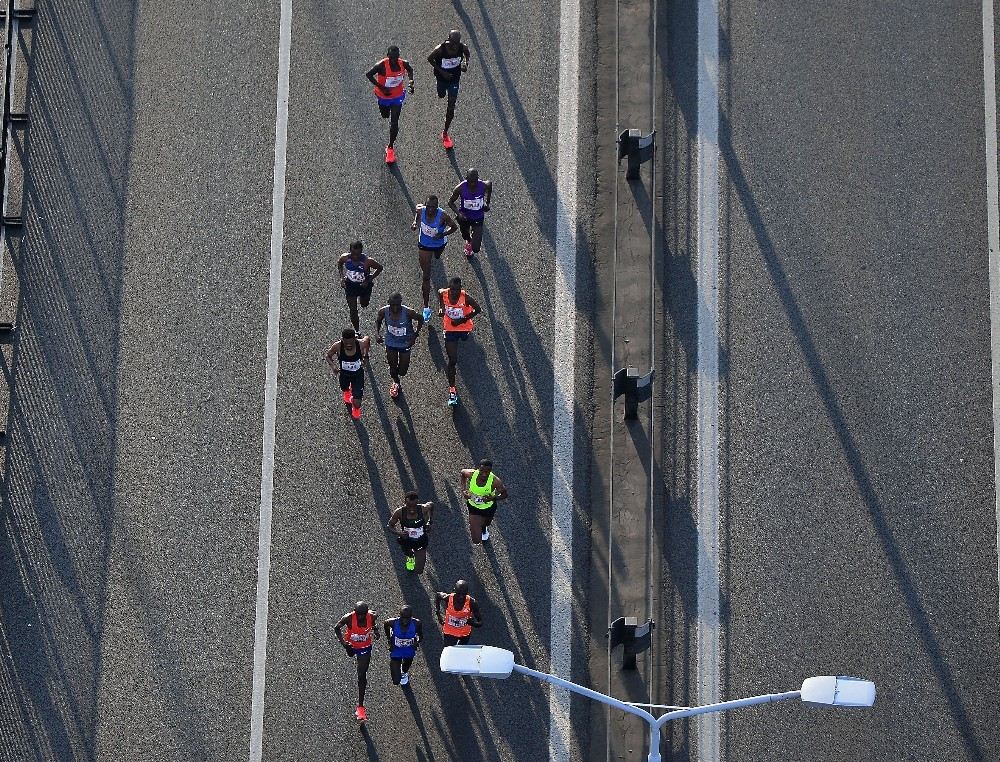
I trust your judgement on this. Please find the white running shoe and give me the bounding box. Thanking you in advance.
[481,527,490,542]
[400,671,410,686]
[422,306,432,321]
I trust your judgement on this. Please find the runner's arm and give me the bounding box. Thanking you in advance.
[374,307,386,338]
[427,45,445,76]
[440,212,459,237]
[461,45,471,71]
[464,294,483,321]
[411,205,423,230]
[334,614,351,645]
[423,502,434,527]
[386,506,404,535]
[484,180,493,209]
[415,618,424,644]
[403,60,415,91]
[370,613,379,639]
[460,468,475,498]
[447,184,463,216]
[365,62,383,88]
[361,336,371,364]
[410,308,424,335]
[367,257,384,280]
[469,597,483,627]
[492,475,509,501]
[325,341,341,372]
[383,619,395,641]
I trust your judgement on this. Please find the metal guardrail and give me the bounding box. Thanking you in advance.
[0,0,31,231]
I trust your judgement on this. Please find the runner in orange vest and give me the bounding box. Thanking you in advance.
[437,276,482,406]
[365,46,415,164]
[434,579,483,646]
[334,601,380,722]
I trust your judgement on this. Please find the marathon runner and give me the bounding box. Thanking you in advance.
[374,292,423,399]
[324,328,371,420]
[383,605,423,686]
[337,241,383,331]
[411,195,458,321]
[334,601,380,722]
[435,580,483,645]
[461,459,509,544]
[448,168,492,258]
[365,46,415,164]
[437,276,482,406]
[387,491,433,573]
[426,30,471,149]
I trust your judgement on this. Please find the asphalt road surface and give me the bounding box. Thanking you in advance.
[0,0,597,759]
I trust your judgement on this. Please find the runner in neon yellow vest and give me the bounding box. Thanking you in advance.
[461,459,509,546]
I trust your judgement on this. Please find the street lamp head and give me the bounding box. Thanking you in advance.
[800,676,876,708]
[440,645,515,679]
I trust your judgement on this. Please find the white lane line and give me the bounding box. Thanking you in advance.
[981,0,1000,629]
[550,0,580,755]
[249,0,292,759]
[696,0,722,760]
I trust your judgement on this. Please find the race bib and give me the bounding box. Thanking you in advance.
[383,74,404,88]
[471,495,486,504]
[406,527,424,539]
[388,324,406,336]
[463,197,484,211]
[350,632,367,642]
[446,305,464,320]
[341,359,362,372]
[395,637,415,648]
[441,56,462,69]
[446,616,466,627]
[420,221,440,238]
[345,269,366,283]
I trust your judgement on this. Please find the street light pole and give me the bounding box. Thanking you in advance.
[513,664,801,762]
[440,645,876,762]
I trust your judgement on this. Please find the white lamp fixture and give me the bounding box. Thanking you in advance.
[800,676,877,708]
[439,645,515,679]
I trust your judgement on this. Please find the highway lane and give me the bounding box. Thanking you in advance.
[2,0,280,759]
[718,2,1000,761]
[259,0,596,759]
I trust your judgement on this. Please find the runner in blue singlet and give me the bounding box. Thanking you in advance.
[383,605,423,687]
[410,195,458,321]
[374,292,424,398]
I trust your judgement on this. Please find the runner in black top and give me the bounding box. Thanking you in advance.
[325,327,371,420]
[387,491,434,574]
[337,240,383,331]
[427,31,470,149]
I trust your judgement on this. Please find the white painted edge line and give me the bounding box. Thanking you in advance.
[549,0,580,755]
[981,0,1000,629]
[249,0,292,759]
[696,0,722,761]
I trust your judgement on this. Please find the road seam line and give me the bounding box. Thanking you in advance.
[981,0,1000,632]
[249,0,292,759]
[696,0,722,760]
[550,0,580,755]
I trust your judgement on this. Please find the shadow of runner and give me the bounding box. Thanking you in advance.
[404,686,438,762]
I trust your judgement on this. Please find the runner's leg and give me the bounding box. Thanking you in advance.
[397,350,411,378]
[414,546,426,574]
[471,222,484,254]
[468,511,483,545]
[444,91,458,134]
[458,217,472,243]
[346,293,360,331]
[388,103,401,147]
[445,340,458,387]
[357,652,371,705]
[419,250,433,307]
[390,658,402,685]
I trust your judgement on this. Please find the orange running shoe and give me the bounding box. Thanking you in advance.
[355,705,367,722]
[351,406,362,420]
[385,146,396,164]
[342,390,352,406]
[390,382,400,398]
[442,132,454,150]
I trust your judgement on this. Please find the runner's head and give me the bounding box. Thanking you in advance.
[342,327,357,342]
[387,45,400,63]
[349,240,364,259]
[425,194,439,213]
[354,601,369,619]
[454,579,469,596]
[399,604,412,623]
[478,458,492,476]
[465,167,479,185]
[448,276,462,298]
[448,30,462,44]
[388,292,404,310]
[404,489,418,505]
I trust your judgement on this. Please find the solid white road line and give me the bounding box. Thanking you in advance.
[696,0,722,760]
[981,0,1000,629]
[550,0,580,755]
[249,0,292,759]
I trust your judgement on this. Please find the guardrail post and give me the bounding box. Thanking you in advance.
[617,129,655,180]
[608,616,656,670]
[613,366,654,420]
